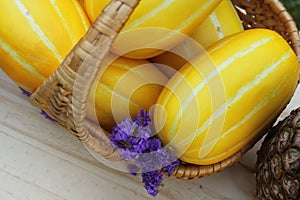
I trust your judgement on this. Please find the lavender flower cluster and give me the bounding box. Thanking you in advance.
[110,110,179,196]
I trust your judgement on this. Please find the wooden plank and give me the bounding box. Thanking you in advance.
[0,69,299,200]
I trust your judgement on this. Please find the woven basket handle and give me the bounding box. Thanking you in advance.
[30,0,140,161]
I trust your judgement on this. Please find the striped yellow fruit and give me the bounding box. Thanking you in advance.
[87,54,168,131]
[191,0,243,48]
[0,0,90,93]
[153,29,299,165]
[151,0,244,76]
[84,0,222,59]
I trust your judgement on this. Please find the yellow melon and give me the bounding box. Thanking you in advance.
[154,29,299,165]
[84,0,222,59]
[151,0,244,76]
[0,0,90,93]
[88,54,168,131]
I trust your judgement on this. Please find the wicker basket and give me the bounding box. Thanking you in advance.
[29,0,300,179]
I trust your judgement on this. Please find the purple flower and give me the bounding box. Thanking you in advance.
[110,118,133,149]
[40,110,56,122]
[147,137,162,152]
[110,131,130,150]
[109,110,180,196]
[136,153,160,171]
[115,118,135,136]
[157,148,177,168]
[135,125,152,139]
[134,109,151,127]
[142,171,164,196]
[161,159,180,176]
[127,137,149,153]
[127,164,139,176]
[19,87,31,97]
[110,118,150,153]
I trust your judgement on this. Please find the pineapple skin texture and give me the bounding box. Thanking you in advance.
[154,29,300,165]
[84,0,222,59]
[256,107,300,200]
[0,0,90,93]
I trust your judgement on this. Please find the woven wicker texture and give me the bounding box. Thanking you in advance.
[30,0,300,179]
[30,0,141,161]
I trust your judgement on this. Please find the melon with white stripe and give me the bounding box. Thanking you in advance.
[153,29,299,165]
[84,0,222,59]
[88,54,168,131]
[190,0,243,48]
[151,0,244,75]
[0,0,90,93]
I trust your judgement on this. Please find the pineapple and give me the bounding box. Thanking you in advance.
[255,107,300,199]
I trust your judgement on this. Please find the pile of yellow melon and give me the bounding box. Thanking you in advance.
[0,0,298,165]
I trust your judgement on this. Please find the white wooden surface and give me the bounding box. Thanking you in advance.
[0,69,299,200]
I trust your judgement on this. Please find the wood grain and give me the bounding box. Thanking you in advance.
[0,69,299,200]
